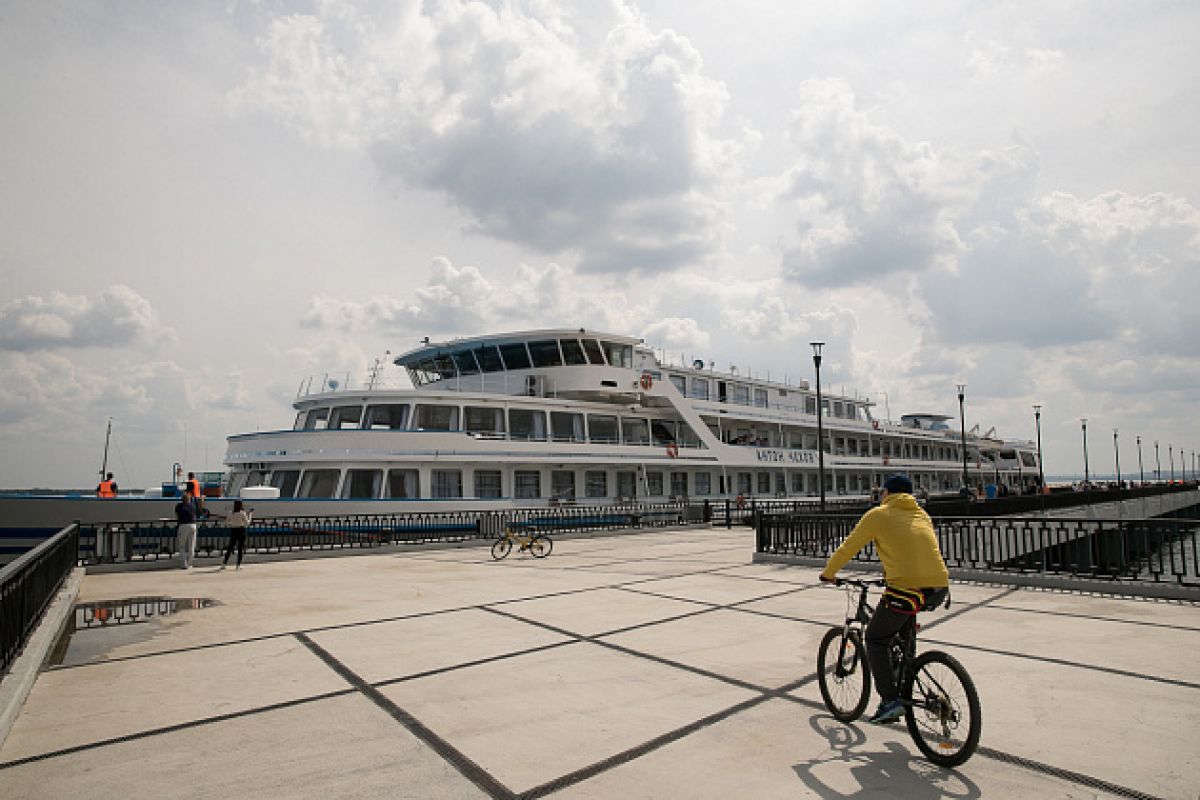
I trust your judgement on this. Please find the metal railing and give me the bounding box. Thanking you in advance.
[1,523,78,675]
[75,500,706,565]
[755,513,1200,586]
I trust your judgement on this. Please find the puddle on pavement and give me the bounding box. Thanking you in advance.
[48,597,219,668]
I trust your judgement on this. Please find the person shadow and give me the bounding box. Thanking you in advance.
[792,713,982,799]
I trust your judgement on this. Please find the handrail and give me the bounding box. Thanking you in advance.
[1,523,79,675]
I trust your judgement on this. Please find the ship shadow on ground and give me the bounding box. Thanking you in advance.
[792,714,981,799]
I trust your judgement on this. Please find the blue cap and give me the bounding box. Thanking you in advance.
[883,474,913,495]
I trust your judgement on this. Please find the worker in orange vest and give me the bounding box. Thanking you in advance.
[186,472,205,517]
[96,472,118,498]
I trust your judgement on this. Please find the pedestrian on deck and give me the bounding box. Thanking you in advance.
[176,487,198,570]
[186,472,206,517]
[221,500,252,571]
[96,472,118,498]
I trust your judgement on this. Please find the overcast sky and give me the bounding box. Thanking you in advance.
[2,0,1197,488]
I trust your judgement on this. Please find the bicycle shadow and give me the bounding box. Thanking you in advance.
[792,713,982,799]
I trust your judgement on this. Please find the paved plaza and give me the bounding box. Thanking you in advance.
[1,525,1197,799]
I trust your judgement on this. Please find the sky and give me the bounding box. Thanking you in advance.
[1,0,1198,488]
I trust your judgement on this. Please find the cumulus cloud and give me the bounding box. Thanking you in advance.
[777,79,962,288]
[966,38,1065,78]
[233,0,739,273]
[0,286,169,352]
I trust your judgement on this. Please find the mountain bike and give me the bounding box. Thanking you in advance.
[816,577,981,768]
[491,527,552,560]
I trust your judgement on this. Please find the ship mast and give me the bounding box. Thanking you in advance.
[99,417,113,480]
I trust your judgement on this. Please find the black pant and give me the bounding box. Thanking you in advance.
[223,528,246,566]
[865,587,948,700]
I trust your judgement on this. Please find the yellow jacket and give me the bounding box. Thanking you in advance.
[820,493,949,589]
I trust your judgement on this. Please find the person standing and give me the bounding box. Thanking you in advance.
[220,500,252,571]
[186,472,206,517]
[96,472,118,497]
[176,487,198,570]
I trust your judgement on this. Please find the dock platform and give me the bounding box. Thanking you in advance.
[1,526,1197,798]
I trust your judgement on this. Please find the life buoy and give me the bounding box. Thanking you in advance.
[666,442,679,458]
[639,373,652,390]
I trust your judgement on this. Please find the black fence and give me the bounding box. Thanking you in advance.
[1,523,78,675]
[76,500,710,565]
[755,513,1200,586]
[922,481,1199,518]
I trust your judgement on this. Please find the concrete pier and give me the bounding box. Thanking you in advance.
[1,526,1197,798]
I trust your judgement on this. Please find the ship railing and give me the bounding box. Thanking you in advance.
[1,523,78,676]
[754,512,1200,587]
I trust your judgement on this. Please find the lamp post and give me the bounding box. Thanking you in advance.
[1136,435,1145,485]
[957,385,969,492]
[1154,441,1161,482]
[1033,405,1045,490]
[811,342,826,512]
[1113,429,1121,486]
[1169,445,1175,482]
[1080,419,1090,486]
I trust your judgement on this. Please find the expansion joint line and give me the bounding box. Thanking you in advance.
[293,632,516,800]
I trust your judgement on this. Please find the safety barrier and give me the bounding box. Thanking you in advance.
[1,523,78,675]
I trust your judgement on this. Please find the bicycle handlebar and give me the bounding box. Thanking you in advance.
[829,577,887,588]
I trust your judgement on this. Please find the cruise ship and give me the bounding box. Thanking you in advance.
[222,328,1042,508]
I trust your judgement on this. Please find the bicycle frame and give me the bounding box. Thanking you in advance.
[836,579,919,702]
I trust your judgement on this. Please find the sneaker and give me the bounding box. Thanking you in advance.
[868,698,905,724]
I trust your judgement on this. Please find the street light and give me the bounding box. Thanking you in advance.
[1154,441,1161,481]
[1136,435,1145,485]
[957,385,969,492]
[1169,445,1175,482]
[811,342,826,512]
[1033,405,1045,490]
[1081,419,1090,486]
[1113,429,1121,486]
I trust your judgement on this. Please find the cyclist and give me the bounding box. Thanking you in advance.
[819,473,949,724]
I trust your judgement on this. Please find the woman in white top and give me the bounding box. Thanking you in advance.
[220,500,253,570]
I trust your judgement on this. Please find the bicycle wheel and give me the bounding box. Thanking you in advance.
[491,537,512,560]
[529,535,552,558]
[817,627,872,722]
[903,650,981,768]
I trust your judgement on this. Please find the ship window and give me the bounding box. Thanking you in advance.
[509,409,547,440]
[228,473,248,495]
[645,471,664,495]
[365,404,408,430]
[805,396,816,415]
[528,339,563,367]
[432,469,463,498]
[694,472,711,495]
[409,360,437,385]
[560,339,588,365]
[757,472,771,494]
[464,406,505,436]
[731,384,750,405]
[621,418,649,445]
[585,471,607,498]
[515,470,541,498]
[270,470,300,498]
[431,354,456,380]
[581,339,604,364]
[691,378,710,400]
[342,469,382,499]
[474,470,502,499]
[246,470,267,487]
[1021,452,1037,467]
[293,412,306,430]
[328,405,362,429]
[670,471,687,497]
[669,374,686,394]
[498,342,532,370]
[602,341,632,368]
[384,469,419,499]
[650,420,676,446]
[617,471,637,498]
[551,470,575,500]
[679,421,701,448]
[414,404,458,431]
[588,414,619,443]
[304,407,329,430]
[737,473,752,495]
[791,472,804,493]
[298,469,339,499]
[753,388,768,408]
[551,411,585,442]
[474,345,504,373]
[452,350,480,376]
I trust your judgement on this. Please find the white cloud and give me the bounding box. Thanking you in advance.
[0,286,170,352]
[233,0,741,273]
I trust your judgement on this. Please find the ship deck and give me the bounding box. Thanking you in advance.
[2,526,1196,798]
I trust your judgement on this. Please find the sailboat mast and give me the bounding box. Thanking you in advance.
[99,417,112,480]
